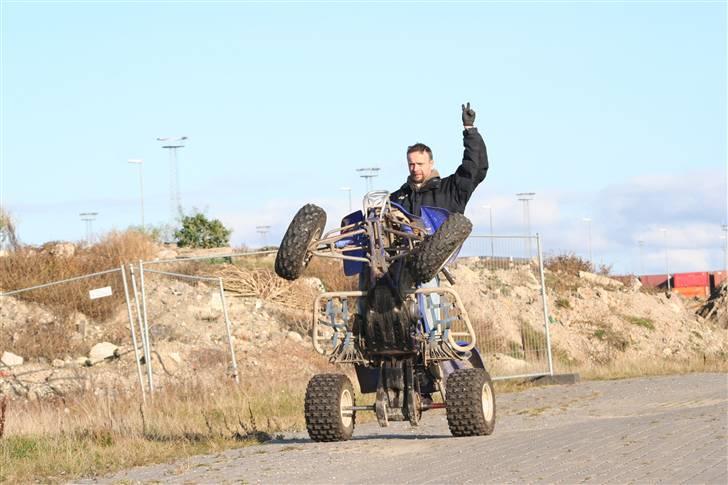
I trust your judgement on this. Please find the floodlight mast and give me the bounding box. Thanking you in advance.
[157,136,188,226]
[356,167,380,193]
[256,225,272,248]
[79,212,98,245]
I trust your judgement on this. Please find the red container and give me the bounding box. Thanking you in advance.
[674,286,708,298]
[711,271,726,289]
[673,272,709,288]
[639,274,669,288]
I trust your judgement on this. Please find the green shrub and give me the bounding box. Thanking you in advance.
[175,212,232,249]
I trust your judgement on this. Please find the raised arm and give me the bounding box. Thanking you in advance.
[453,102,489,194]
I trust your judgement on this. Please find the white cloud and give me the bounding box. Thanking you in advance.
[214,167,726,274]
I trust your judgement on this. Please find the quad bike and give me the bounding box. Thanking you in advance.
[275,191,496,441]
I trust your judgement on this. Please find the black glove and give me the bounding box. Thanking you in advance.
[462,102,476,127]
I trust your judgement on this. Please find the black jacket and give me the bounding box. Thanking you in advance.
[390,128,488,215]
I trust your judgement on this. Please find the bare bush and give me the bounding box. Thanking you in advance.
[544,253,593,275]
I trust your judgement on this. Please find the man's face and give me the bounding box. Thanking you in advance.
[407,150,434,184]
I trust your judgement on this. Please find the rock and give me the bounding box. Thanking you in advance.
[52,359,65,368]
[159,351,183,373]
[209,291,223,311]
[89,342,119,363]
[76,357,91,367]
[629,277,643,292]
[168,351,182,364]
[70,312,89,338]
[42,241,76,258]
[287,331,303,343]
[301,277,326,293]
[1,351,23,367]
[578,271,624,289]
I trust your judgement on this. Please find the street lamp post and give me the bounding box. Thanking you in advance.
[128,159,145,228]
[582,217,592,268]
[482,205,494,258]
[660,228,671,292]
[637,240,645,276]
[340,187,352,213]
[516,192,535,258]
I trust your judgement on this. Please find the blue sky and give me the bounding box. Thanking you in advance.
[1,1,726,274]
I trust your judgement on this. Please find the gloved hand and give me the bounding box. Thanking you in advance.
[462,102,476,127]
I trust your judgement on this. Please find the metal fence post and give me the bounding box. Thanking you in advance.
[130,264,154,395]
[218,277,240,384]
[120,264,147,404]
[536,233,554,376]
[138,260,154,393]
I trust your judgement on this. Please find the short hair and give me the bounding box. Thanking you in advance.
[407,143,433,160]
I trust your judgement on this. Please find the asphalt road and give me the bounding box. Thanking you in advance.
[88,373,727,484]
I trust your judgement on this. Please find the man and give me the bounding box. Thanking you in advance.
[390,102,488,215]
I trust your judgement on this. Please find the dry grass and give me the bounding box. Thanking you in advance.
[2,351,726,482]
[0,376,307,483]
[0,230,156,312]
[559,354,728,381]
[303,258,359,292]
[0,231,158,359]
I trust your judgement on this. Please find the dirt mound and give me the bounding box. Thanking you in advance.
[0,269,329,401]
[448,262,727,366]
[2,258,726,401]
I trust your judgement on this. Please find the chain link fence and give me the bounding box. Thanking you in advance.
[456,234,554,380]
[0,267,146,402]
[134,263,240,394]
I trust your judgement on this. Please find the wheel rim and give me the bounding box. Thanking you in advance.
[340,388,353,427]
[481,382,494,421]
[303,224,325,266]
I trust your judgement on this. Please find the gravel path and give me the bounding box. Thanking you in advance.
[84,373,727,484]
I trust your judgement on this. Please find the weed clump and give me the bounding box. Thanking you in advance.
[625,315,655,330]
[555,297,571,309]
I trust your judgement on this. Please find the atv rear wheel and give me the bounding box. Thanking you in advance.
[445,368,496,437]
[410,213,472,284]
[304,374,356,442]
[275,204,326,280]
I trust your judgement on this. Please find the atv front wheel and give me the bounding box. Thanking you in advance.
[304,374,356,442]
[410,213,472,283]
[445,368,496,437]
[275,204,326,280]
